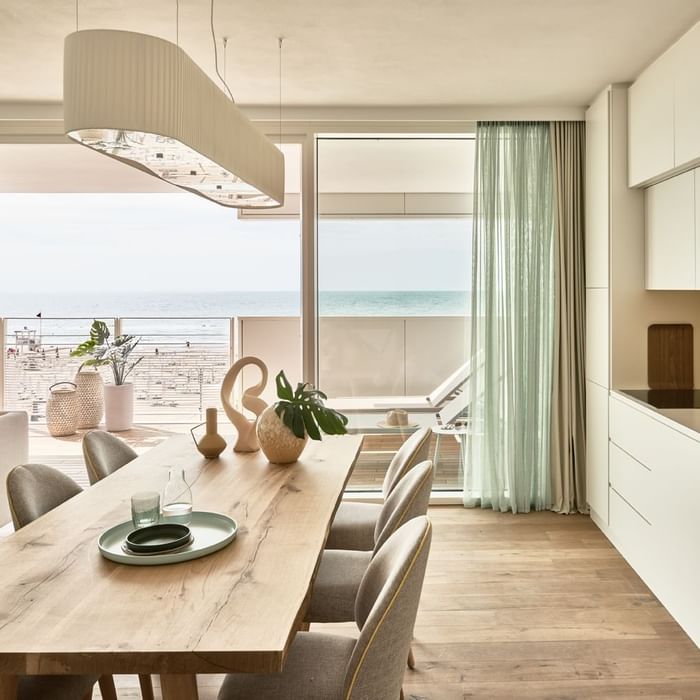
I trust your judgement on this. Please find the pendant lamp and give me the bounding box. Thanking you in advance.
[63,29,284,208]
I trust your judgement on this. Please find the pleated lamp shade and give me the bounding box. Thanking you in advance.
[63,29,285,208]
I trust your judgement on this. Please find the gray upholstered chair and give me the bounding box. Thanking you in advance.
[218,516,432,700]
[326,426,432,551]
[82,429,138,485]
[6,464,106,700]
[81,432,155,700]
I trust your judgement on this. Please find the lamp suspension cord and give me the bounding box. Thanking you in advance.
[210,0,235,103]
[75,0,79,31]
[223,37,228,83]
[176,0,179,45]
[278,37,283,148]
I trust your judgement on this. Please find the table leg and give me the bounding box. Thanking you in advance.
[161,674,199,700]
[0,675,17,700]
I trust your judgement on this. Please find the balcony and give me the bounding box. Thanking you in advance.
[1,315,467,493]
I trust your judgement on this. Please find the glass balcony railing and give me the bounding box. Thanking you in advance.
[0,315,466,492]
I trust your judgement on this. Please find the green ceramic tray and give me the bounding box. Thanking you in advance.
[98,511,237,566]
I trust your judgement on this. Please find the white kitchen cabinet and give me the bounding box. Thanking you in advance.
[628,49,676,187]
[585,288,609,386]
[645,170,696,289]
[585,90,610,289]
[586,380,609,523]
[674,24,700,169]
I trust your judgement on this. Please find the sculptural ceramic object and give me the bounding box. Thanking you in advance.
[256,404,308,464]
[191,407,227,459]
[220,356,268,452]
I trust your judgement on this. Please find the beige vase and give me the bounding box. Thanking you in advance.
[192,408,227,459]
[256,404,308,465]
[74,369,104,429]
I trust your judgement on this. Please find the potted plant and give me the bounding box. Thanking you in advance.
[71,320,143,432]
[256,370,349,464]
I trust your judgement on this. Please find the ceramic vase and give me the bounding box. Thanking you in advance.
[104,383,134,432]
[193,408,227,459]
[75,369,104,429]
[256,404,308,464]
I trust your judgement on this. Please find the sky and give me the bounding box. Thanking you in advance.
[0,193,471,294]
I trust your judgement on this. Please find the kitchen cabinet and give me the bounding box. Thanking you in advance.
[628,49,676,187]
[645,170,696,289]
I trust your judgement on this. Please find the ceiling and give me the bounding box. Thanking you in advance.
[2,0,700,108]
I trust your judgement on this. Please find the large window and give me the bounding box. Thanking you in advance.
[316,137,474,490]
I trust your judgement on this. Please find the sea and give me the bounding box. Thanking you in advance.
[1,290,469,344]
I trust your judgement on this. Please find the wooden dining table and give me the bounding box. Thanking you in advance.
[0,433,363,699]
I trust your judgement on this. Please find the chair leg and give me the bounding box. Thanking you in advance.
[299,621,310,631]
[400,688,405,700]
[98,675,118,700]
[139,674,155,700]
[82,691,93,700]
[407,644,416,670]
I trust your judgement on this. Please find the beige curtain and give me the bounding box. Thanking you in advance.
[550,121,587,514]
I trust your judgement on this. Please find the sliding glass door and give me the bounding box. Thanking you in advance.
[316,136,474,491]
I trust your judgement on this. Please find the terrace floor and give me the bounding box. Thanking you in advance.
[92,506,700,699]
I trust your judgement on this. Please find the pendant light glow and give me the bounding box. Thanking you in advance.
[63,30,284,208]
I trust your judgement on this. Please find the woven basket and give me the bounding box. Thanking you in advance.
[46,382,78,437]
[75,369,104,429]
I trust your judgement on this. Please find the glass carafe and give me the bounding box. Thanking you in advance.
[161,468,193,525]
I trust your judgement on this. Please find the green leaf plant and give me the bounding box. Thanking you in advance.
[273,370,349,440]
[70,319,143,386]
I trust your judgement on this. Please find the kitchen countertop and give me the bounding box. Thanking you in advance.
[614,389,700,441]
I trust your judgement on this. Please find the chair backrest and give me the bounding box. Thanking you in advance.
[6,463,82,529]
[343,516,432,700]
[374,460,434,553]
[381,426,432,497]
[82,430,137,485]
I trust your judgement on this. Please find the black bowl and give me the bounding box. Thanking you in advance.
[125,523,192,554]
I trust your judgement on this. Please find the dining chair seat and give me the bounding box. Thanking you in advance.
[307,550,372,622]
[17,674,99,700]
[82,430,138,485]
[218,517,432,700]
[324,501,381,551]
[219,632,355,700]
[326,426,431,551]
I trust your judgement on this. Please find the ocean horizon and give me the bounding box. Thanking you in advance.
[1,290,470,319]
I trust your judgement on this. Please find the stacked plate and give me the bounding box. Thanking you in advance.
[98,511,238,566]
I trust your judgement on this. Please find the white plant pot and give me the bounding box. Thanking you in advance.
[104,383,134,432]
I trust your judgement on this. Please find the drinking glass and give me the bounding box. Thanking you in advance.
[131,491,160,528]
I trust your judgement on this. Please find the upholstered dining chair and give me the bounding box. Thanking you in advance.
[82,430,138,485]
[6,463,109,700]
[217,516,432,700]
[326,425,432,551]
[81,432,155,700]
[308,459,434,670]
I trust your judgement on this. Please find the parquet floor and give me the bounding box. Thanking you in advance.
[103,507,700,699]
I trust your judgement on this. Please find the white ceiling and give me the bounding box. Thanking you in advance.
[1,0,700,108]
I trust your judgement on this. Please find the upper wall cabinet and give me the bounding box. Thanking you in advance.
[674,24,700,168]
[628,50,675,187]
[645,170,695,289]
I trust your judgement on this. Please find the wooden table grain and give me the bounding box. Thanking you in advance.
[0,433,363,699]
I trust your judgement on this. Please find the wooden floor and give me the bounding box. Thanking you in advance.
[102,506,700,699]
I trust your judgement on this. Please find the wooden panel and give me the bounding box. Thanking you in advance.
[586,380,609,523]
[648,323,694,389]
[645,172,696,290]
[0,434,363,676]
[609,443,653,524]
[628,49,676,187]
[585,88,610,289]
[585,288,609,387]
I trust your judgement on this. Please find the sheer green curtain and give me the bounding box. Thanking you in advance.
[466,122,555,512]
